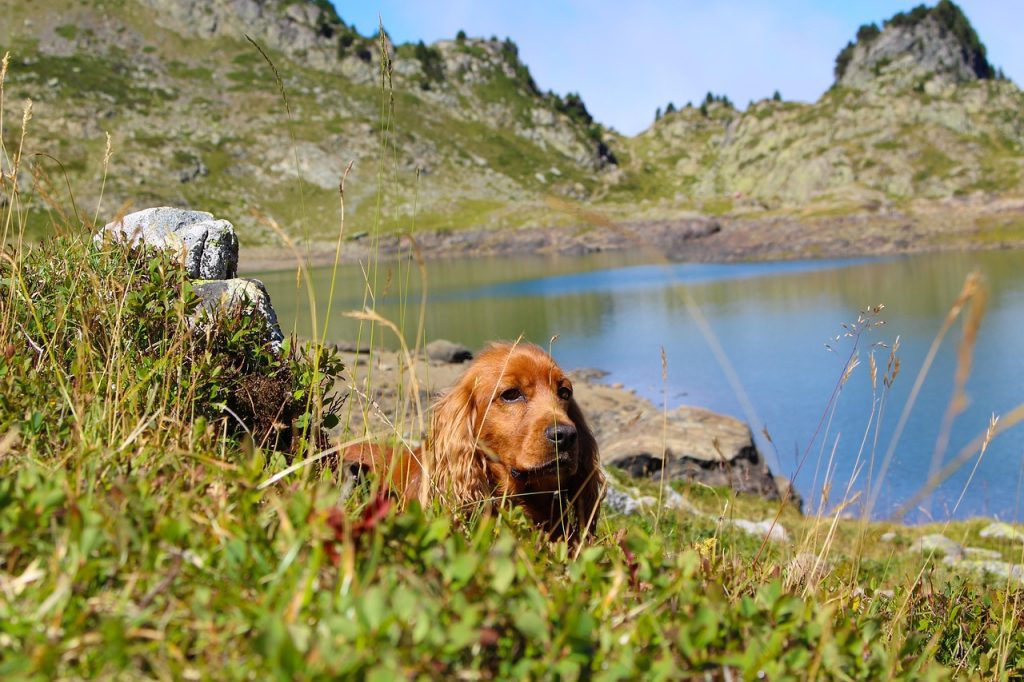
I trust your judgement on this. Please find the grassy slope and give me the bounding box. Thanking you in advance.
[617,79,1024,214]
[2,0,607,243]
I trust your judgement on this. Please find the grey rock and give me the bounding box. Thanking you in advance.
[602,483,698,516]
[425,339,473,364]
[603,487,645,515]
[979,522,1024,542]
[96,207,239,280]
[955,560,1024,584]
[910,534,963,560]
[192,278,284,352]
[603,405,795,507]
[731,519,788,543]
[661,487,701,514]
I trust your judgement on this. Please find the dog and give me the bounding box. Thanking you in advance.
[344,342,604,543]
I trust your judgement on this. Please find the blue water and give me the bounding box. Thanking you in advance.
[258,249,1024,522]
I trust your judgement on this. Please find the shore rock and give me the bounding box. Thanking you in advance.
[426,339,473,364]
[96,207,239,280]
[192,278,284,352]
[597,403,797,508]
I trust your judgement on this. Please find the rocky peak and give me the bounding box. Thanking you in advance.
[834,0,993,90]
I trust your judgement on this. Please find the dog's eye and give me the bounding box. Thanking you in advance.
[557,386,573,401]
[500,387,523,402]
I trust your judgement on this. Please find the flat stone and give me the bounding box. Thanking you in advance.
[963,547,1002,560]
[910,534,964,560]
[96,207,239,280]
[979,522,1024,543]
[731,519,788,543]
[956,560,1024,584]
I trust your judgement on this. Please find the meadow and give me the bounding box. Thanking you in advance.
[3,46,1024,680]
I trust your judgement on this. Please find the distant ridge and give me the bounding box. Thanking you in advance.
[3,0,1024,240]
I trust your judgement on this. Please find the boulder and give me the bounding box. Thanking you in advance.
[192,279,284,352]
[96,207,239,280]
[426,339,473,364]
[599,404,795,507]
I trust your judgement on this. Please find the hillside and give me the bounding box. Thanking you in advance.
[4,0,1024,247]
[1,0,615,242]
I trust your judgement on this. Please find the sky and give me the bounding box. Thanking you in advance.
[333,1,1024,136]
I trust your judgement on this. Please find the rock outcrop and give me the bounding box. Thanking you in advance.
[835,1,993,89]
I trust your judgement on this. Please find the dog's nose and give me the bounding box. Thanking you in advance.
[545,424,577,449]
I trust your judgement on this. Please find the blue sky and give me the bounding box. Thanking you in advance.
[332,1,1023,136]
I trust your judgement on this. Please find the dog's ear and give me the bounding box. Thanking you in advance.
[566,397,604,543]
[422,376,489,511]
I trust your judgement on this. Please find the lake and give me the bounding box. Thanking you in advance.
[255,248,1024,522]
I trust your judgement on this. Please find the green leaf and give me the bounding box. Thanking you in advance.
[513,610,547,641]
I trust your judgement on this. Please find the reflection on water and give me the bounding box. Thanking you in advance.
[257,249,1024,522]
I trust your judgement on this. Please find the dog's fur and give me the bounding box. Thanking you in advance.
[344,342,604,542]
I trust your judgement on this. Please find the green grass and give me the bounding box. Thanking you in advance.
[5,30,1024,680]
[970,215,1024,243]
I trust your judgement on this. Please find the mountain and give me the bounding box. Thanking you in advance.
[2,0,615,242]
[617,1,1024,214]
[3,0,1024,243]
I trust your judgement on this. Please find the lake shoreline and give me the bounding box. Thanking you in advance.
[240,198,1024,273]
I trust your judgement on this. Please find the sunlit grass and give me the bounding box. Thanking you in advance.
[3,42,1024,679]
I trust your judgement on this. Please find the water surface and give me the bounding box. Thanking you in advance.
[257,249,1024,521]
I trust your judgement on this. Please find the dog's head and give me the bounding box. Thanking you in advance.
[424,342,603,541]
